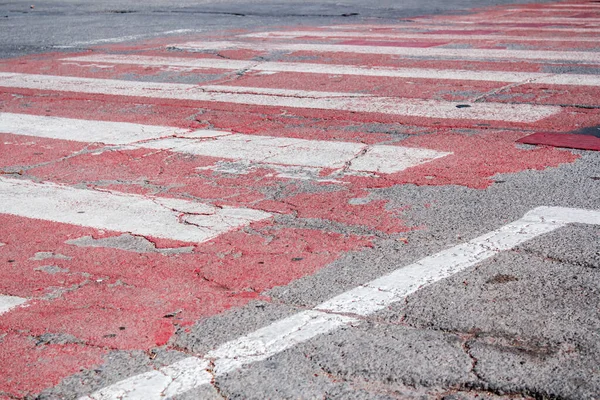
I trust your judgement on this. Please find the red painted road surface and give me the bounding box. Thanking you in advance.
[1,1,599,397]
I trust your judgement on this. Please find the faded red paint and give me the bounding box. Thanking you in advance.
[518,131,600,151]
[0,213,370,346]
[0,0,597,395]
[0,333,107,398]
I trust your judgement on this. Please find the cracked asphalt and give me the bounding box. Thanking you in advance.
[0,0,599,399]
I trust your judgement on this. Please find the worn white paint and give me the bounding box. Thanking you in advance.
[346,145,447,174]
[77,358,212,400]
[62,55,600,87]
[505,7,600,11]
[241,30,600,42]
[318,24,600,33]
[0,295,27,315]
[445,17,600,23]
[0,177,271,243]
[0,73,561,122]
[53,29,200,48]
[0,112,193,144]
[171,41,600,64]
[550,4,600,8]
[142,135,450,173]
[0,112,449,173]
[82,206,600,399]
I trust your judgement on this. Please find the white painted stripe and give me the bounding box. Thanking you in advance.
[0,73,560,123]
[0,295,27,314]
[63,54,600,87]
[78,358,213,400]
[171,41,600,64]
[318,24,600,33]
[505,7,600,11]
[0,112,450,174]
[428,16,600,23]
[82,206,600,399]
[142,136,450,173]
[53,29,200,48]
[0,177,271,243]
[551,4,600,8]
[241,30,600,42]
[0,113,194,144]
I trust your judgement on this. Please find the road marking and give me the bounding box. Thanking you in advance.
[318,24,600,33]
[0,112,193,144]
[550,4,600,8]
[63,54,600,87]
[0,112,450,173]
[170,41,600,64]
[0,177,271,243]
[0,295,27,315]
[241,30,600,42]
[0,73,561,123]
[424,17,600,24]
[505,7,600,11]
[141,136,450,173]
[81,206,600,399]
[53,29,201,48]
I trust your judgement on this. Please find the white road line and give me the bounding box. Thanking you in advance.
[63,54,600,87]
[0,112,450,173]
[0,177,271,243]
[0,113,194,144]
[426,17,600,23]
[0,295,27,315]
[550,4,600,8]
[241,30,600,42]
[318,24,600,33]
[142,136,450,173]
[171,41,600,64]
[505,7,600,11]
[53,29,200,48]
[0,73,561,123]
[81,206,600,400]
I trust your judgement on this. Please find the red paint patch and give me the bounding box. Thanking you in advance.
[0,333,106,398]
[518,132,600,151]
[0,213,371,349]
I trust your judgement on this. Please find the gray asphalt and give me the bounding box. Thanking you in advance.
[2,0,599,399]
[1,0,554,59]
[41,151,600,399]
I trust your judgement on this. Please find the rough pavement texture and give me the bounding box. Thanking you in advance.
[1,0,599,398]
[39,151,600,399]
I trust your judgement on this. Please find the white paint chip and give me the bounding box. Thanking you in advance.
[0,177,271,243]
[82,206,600,399]
[0,295,27,315]
[0,74,560,122]
[171,41,600,64]
[62,54,600,87]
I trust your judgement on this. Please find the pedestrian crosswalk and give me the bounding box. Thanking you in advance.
[63,54,600,86]
[0,73,561,122]
[0,0,599,397]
